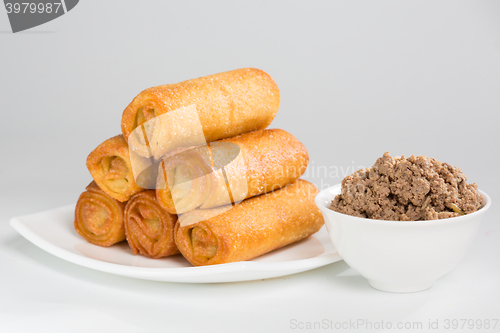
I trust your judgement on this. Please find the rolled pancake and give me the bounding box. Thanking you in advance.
[86,135,143,202]
[124,190,179,258]
[175,179,324,266]
[74,182,126,247]
[121,68,280,158]
[156,129,309,214]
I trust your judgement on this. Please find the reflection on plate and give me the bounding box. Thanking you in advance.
[10,205,342,283]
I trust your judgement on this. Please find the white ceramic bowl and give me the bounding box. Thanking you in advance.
[315,184,491,293]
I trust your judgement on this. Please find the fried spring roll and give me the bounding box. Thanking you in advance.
[175,179,324,266]
[74,182,126,247]
[156,129,309,214]
[86,135,143,202]
[121,68,280,158]
[124,190,179,258]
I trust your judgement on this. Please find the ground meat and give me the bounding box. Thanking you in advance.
[330,152,483,221]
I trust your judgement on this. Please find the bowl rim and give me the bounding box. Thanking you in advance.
[315,184,491,226]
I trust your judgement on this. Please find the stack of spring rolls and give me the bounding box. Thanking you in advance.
[75,68,324,266]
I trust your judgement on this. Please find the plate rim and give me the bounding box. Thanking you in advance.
[9,205,342,281]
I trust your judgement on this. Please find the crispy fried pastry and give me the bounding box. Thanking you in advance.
[156,129,309,214]
[86,135,143,202]
[175,180,324,266]
[124,190,179,258]
[121,68,280,158]
[74,182,126,247]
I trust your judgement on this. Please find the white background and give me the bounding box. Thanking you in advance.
[1,1,499,332]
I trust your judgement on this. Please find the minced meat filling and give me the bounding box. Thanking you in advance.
[330,152,483,221]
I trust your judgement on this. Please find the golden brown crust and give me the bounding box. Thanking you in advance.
[156,129,309,214]
[175,179,324,266]
[124,190,179,258]
[86,135,143,202]
[74,182,126,247]
[121,68,280,156]
[156,145,215,214]
[224,128,309,197]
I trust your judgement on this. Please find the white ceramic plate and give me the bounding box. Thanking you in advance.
[10,205,341,283]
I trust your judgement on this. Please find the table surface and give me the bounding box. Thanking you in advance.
[1,1,499,332]
[2,198,499,333]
